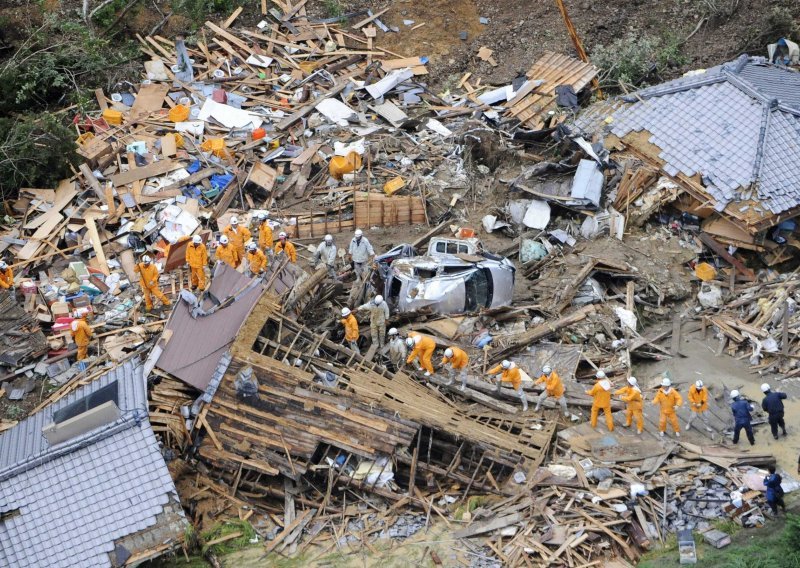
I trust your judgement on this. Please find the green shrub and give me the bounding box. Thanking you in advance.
[592,31,688,88]
[172,0,237,28]
[0,114,80,197]
[200,520,256,555]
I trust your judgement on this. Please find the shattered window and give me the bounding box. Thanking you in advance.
[465,269,490,311]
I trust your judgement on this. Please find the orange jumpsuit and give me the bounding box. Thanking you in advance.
[487,364,522,390]
[407,335,436,374]
[274,240,297,263]
[185,242,208,289]
[441,347,469,370]
[536,371,565,398]
[134,262,170,310]
[223,225,251,263]
[246,249,268,274]
[688,385,708,413]
[71,318,92,361]
[0,266,13,289]
[615,385,644,433]
[653,387,683,433]
[258,221,273,251]
[215,243,240,269]
[586,381,614,431]
[341,314,359,342]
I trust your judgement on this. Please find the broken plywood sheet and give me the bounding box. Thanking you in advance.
[248,162,278,191]
[129,82,170,120]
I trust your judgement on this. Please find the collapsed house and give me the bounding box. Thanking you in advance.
[0,360,186,567]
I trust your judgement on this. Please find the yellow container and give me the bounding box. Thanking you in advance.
[168,104,190,123]
[383,176,406,195]
[200,138,228,158]
[329,152,363,180]
[75,132,95,146]
[695,262,717,281]
[102,109,123,125]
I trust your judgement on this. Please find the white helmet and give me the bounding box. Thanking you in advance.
[247,242,257,252]
[374,295,383,305]
[324,234,333,243]
[628,376,638,385]
[406,337,415,347]
[444,348,454,358]
[257,212,267,220]
[71,320,79,331]
[354,229,363,238]
[761,383,771,393]
[730,389,740,399]
[501,360,511,369]
[695,380,704,389]
[388,328,398,336]
[341,307,351,317]
[192,235,202,245]
[230,216,239,225]
[595,370,606,379]
[142,255,152,264]
[0,261,7,269]
[661,378,671,387]
[279,232,287,239]
[542,365,552,375]
[219,235,229,245]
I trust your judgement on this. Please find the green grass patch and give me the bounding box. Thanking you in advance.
[200,519,256,556]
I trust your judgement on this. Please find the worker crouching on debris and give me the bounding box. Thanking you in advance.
[386,328,406,371]
[71,317,92,362]
[653,378,682,438]
[340,307,359,354]
[313,234,338,279]
[487,360,528,412]
[615,376,644,434]
[534,365,568,416]
[586,371,614,432]
[358,295,390,348]
[223,216,251,263]
[686,380,713,433]
[442,346,469,390]
[764,464,787,515]
[134,255,171,312]
[185,235,208,290]
[406,333,435,376]
[215,235,239,268]
[0,260,13,291]
[245,242,267,276]
[730,390,755,446]
[348,229,374,281]
[275,232,297,263]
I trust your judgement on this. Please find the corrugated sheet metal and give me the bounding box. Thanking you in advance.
[156,263,265,390]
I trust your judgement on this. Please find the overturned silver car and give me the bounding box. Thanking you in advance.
[376,238,515,314]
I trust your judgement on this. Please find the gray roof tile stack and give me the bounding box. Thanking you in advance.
[0,360,184,568]
[610,56,800,217]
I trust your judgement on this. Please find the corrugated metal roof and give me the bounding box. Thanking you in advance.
[0,360,183,568]
[156,263,266,390]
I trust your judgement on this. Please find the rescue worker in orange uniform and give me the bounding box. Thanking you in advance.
[686,379,713,432]
[487,360,528,411]
[586,370,614,431]
[534,365,568,416]
[223,216,251,263]
[653,377,683,437]
[340,307,360,353]
[256,212,273,252]
[185,235,208,290]
[71,318,92,361]
[0,260,13,290]
[134,255,171,311]
[245,242,268,276]
[615,376,644,434]
[441,346,469,390]
[274,232,297,263]
[406,333,436,376]
[215,235,239,268]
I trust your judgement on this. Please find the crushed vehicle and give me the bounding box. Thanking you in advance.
[375,237,515,314]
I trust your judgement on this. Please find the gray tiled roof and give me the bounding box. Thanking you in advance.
[0,360,183,568]
[610,56,800,216]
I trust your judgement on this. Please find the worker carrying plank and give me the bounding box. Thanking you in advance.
[0,260,13,291]
[406,332,435,376]
[441,346,469,390]
[134,255,171,312]
[223,215,251,263]
[534,365,568,416]
[615,376,644,434]
[245,242,267,276]
[685,380,713,433]
[348,229,375,281]
[653,377,682,438]
[215,235,239,268]
[71,317,92,362]
[313,234,338,279]
[274,232,297,263]
[586,370,614,432]
[487,360,528,412]
[358,295,390,348]
[185,235,208,290]
[340,307,360,353]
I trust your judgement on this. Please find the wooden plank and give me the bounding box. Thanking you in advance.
[221,6,243,28]
[94,88,108,111]
[248,162,278,191]
[670,315,682,356]
[84,215,110,275]
[353,7,389,29]
[264,508,314,553]
[79,163,107,204]
[453,513,523,538]
[30,212,63,240]
[129,82,170,120]
[109,159,179,187]
[698,232,756,281]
